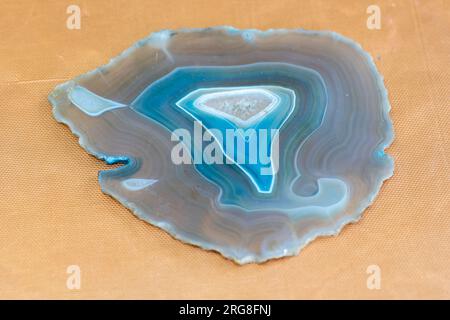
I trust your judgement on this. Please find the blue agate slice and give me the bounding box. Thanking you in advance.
[49,27,394,264]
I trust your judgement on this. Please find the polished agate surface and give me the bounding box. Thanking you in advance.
[49,27,394,264]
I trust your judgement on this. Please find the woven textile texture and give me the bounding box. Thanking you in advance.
[0,0,449,299]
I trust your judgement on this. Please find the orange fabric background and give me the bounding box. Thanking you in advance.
[1,0,449,299]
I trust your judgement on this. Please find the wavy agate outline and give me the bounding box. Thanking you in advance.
[49,27,394,264]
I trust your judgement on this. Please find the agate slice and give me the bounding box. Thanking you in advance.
[49,27,394,264]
